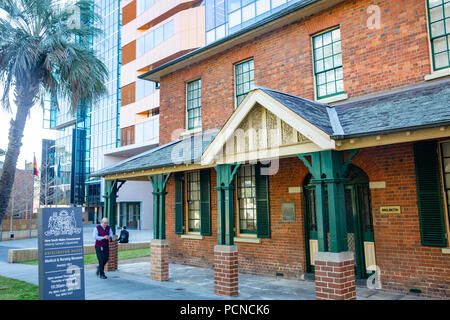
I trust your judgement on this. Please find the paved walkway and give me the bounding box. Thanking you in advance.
[0,226,433,300]
[0,258,431,300]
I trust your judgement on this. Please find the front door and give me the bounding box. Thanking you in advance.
[304,165,376,279]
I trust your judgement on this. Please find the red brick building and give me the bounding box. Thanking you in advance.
[96,0,450,299]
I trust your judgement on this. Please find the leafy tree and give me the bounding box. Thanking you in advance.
[0,0,107,224]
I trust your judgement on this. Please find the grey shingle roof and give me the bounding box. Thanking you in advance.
[92,131,217,177]
[258,86,335,135]
[94,78,450,177]
[334,78,450,138]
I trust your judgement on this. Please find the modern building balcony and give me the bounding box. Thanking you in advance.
[106,115,160,158]
[121,5,205,88]
[122,0,203,46]
[121,87,160,128]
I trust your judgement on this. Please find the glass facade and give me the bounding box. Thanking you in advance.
[136,79,158,101]
[137,0,157,16]
[427,0,450,70]
[235,59,254,106]
[42,96,57,129]
[54,126,75,205]
[312,28,344,99]
[40,139,56,205]
[206,0,304,44]
[136,20,174,58]
[89,0,121,178]
[49,0,122,206]
[135,116,159,144]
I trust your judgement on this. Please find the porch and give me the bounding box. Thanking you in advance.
[92,80,450,299]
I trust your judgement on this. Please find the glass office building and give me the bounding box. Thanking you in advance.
[44,0,122,211]
[205,0,304,44]
[86,0,122,208]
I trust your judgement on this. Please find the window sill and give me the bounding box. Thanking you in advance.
[181,234,203,240]
[424,68,450,81]
[234,236,261,244]
[180,127,202,137]
[316,93,348,104]
[442,247,450,254]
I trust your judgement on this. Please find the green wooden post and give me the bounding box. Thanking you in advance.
[159,188,167,240]
[104,180,118,235]
[152,190,159,239]
[298,153,328,252]
[148,173,171,240]
[223,186,235,245]
[298,150,356,253]
[214,185,225,245]
[215,164,241,246]
[312,179,328,252]
[321,150,348,253]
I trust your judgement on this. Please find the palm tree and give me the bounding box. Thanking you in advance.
[0,0,108,224]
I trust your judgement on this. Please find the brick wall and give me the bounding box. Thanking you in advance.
[159,0,432,145]
[352,142,450,298]
[0,218,37,231]
[166,158,311,279]
[155,0,449,298]
[163,145,450,298]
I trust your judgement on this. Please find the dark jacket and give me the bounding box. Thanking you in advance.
[118,229,129,243]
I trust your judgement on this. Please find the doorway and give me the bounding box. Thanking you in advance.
[303,165,376,279]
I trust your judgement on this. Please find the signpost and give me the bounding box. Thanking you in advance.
[38,207,85,300]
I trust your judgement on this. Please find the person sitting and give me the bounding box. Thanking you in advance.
[118,226,129,243]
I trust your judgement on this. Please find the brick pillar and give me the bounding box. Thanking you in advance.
[314,251,356,300]
[214,245,238,297]
[150,239,169,281]
[105,239,118,272]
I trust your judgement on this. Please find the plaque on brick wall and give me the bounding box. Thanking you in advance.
[282,203,295,221]
[38,207,85,300]
[380,206,401,214]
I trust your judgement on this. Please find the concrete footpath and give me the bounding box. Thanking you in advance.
[0,258,432,300]
[0,226,433,300]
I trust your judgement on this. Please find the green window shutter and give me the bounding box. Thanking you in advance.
[255,164,270,238]
[413,141,447,247]
[174,172,184,234]
[200,169,211,236]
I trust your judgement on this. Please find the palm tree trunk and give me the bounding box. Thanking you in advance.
[0,104,32,225]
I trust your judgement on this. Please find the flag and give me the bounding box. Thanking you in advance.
[33,156,38,177]
[57,158,61,178]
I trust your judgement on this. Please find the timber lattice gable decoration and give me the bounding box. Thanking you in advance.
[214,104,321,164]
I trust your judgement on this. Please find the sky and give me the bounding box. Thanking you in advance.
[0,104,56,170]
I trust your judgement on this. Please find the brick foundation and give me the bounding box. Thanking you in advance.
[105,239,118,272]
[150,239,169,281]
[314,251,356,300]
[214,245,239,297]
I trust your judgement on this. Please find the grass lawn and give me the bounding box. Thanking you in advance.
[20,248,151,265]
[0,276,38,300]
